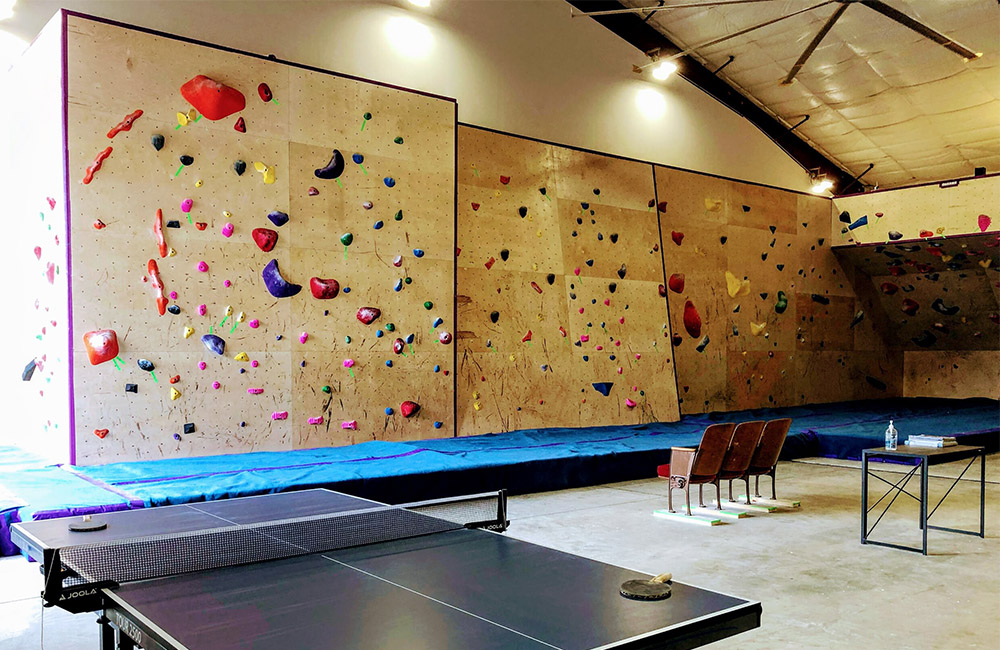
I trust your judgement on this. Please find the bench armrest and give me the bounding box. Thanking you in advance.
[670,447,696,477]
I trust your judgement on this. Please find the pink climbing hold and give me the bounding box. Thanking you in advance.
[635,353,641,360]
[683,300,702,338]
[251,360,259,367]
[625,398,637,408]
[309,416,324,425]
[308,187,319,196]
[980,214,992,232]
[248,388,263,394]
[343,359,355,368]
[197,261,209,272]
[272,411,289,420]
[596,345,603,351]
[438,331,453,345]
[169,291,178,300]
[299,332,308,344]
[604,299,610,306]
[580,334,590,343]
[574,267,581,276]
[198,361,207,370]
[224,280,232,288]
[400,401,421,418]
[357,307,381,325]
[222,223,234,238]
[181,199,193,213]
[341,420,358,430]
[212,381,221,389]
[249,319,260,328]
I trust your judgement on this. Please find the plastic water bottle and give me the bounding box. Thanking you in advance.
[885,420,898,451]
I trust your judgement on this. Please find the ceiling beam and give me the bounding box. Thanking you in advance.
[567,0,855,192]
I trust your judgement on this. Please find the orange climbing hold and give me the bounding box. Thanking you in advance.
[107,109,143,139]
[180,75,246,120]
[683,300,702,338]
[83,329,119,365]
[148,259,168,316]
[153,208,167,258]
[82,147,112,184]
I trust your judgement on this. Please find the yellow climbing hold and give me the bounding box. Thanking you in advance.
[474,402,482,411]
[536,229,542,237]
[176,108,198,127]
[234,352,250,362]
[941,254,953,263]
[222,210,232,218]
[473,391,480,400]
[167,247,177,257]
[170,387,181,400]
[704,198,723,212]
[236,311,246,323]
[509,354,515,362]
[750,321,767,336]
[979,259,992,269]
[224,305,233,317]
[532,263,538,271]
[726,271,750,298]
[253,161,276,184]
[183,326,194,339]
[195,179,204,188]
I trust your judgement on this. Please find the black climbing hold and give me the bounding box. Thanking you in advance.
[500,249,509,261]
[22,359,36,381]
[593,188,600,195]
[183,423,196,434]
[776,264,785,271]
[546,273,555,285]
[518,206,528,218]
[769,238,776,248]
[166,220,181,228]
[137,359,155,372]
[888,231,903,240]
[769,225,776,234]
[839,211,851,224]
[609,233,619,244]
[364,112,372,120]
[720,236,728,245]
[539,187,547,195]
[167,304,181,314]
[240,421,246,427]
[818,238,825,246]
[597,233,603,241]
[179,155,194,166]
[865,376,887,391]
[849,311,865,329]
[234,160,246,176]
[576,218,583,225]
[592,382,613,396]
[572,231,577,237]
[810,294,830,305]
[608,282,617,293]
[742,205,751,212]
[490,311,499,323]
[617,264,627,279]
[585,259,594,267]
[315,149,345,180]
[569,293,576,300]
[151,134,165,151]
[581,202,590,210]
[761,253,768,261]
[760,293,768,300]
[733,304,740,313]
[125,383,137,393]
[931,298,959,316]
[912,331,936,347]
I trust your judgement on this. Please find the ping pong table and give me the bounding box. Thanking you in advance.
[11,488,760,650]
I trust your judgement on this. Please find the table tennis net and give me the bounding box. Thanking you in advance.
[56,491,507,588]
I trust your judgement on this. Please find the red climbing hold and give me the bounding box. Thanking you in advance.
[901,299,920,316]
[658,284,666,297]
[357,307,381,324]
[880,282,899,295]
[393,338,405,354]
[559,326,567,337]
[471,203,480,211]
[485,257,496,270]
[310,277,340,299]
[919,230,933,238]
[530,281,542,294]
[668,273,685,294]
[671,333,683,346]
[888,266,904,277]
[107,109,143,139]
[93,220,106,230]
[234,117,246,133]
[82,147,112,184]
[671,231,684,246]
[94,429,109,439]
[83,329,119,365]
[153,208,167,258]
[180,75,246,120]
[683,300,702,338]
[657,201,667,213]
[258,83,273,102]
[195,222,208,231]
[401,401,421,418]
[148,259,167,316]
[522,330,533,343]
[252,228,279,252]
[499,175,510,185]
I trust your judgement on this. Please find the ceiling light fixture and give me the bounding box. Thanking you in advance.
[651,60,678,80]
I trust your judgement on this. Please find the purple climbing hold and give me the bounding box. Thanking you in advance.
[262,259,302,298]
[267,210,289,227]
[315,149,345,180]
[201,334,226,356]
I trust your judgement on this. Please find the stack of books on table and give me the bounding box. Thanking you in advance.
[906,435,958,448]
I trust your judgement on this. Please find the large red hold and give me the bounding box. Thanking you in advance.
[252,228,278,252]
[180,75,246,121]
[83,329,119,365]
[682,300,702,338]
[668,273,685,294]
[901,299,920,316]
[357,307,381,324]
[400,401,421,418]
[880,282,899,295]
[310,277,340,299]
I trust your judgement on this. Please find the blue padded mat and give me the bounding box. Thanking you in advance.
[2,397,997,555]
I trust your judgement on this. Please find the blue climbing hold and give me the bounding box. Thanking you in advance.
[385,360,393,367]
[592,382,613,396]
[405,334,415,344]
[848,215,869,231]
[385,407,394,415]
[432,317,443,328]
[433,421,442,429]
[374,220,383,230]
[433,365,440,373]
[343,287,351,293]
[383,177,395,188]
[413,249,425,258]
[376,329,384,338]
[352,153,364,164]
[394,279,403,292]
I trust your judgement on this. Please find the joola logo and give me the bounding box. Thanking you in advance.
[59,588,98,600]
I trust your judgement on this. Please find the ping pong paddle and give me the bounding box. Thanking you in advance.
[68,515,108,532]
[620,573,672,601]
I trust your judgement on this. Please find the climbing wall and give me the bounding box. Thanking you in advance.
[903,351,1000,399]
[9,14,71,461]
[655,166,902,414]
[456,127,680,436]
[832,175,999,245]
[65,15,455,463]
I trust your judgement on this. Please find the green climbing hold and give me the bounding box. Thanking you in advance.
[394,210,403,221]
[322,385,331,394]
[345,335,352,344]
[404,277,412,284]
[774,291,788,314]
[364,112,372,120]
[393,136,404,144]
[341,232,354,246]
[423,301,433,310]
[386,323,396,332]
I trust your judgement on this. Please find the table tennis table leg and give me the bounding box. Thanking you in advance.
[98,615,115,650]
[921,458,928,556]
[980,450,986,538]
[860,451,868,544]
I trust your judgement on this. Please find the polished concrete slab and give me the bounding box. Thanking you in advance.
[0,456,996,649]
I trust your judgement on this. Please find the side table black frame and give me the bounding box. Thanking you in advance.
[861,445,985,555]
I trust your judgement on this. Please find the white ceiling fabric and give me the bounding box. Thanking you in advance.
[621,0,1000,189]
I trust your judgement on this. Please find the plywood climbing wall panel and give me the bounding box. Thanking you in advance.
[456,127,679,436]
[655,166,902,414]
[831,175,999,245]
[903,350,1000,399]
[65,15,455,463]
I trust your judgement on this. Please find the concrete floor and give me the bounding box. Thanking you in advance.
[1,455,997,649]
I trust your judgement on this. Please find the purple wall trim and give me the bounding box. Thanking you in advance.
[61,10,77,465]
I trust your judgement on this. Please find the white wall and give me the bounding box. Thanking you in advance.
[1,0,815,192]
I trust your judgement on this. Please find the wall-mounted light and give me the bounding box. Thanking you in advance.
[650,60,678,80]
[633,49,679,82]
[810,176,833,194]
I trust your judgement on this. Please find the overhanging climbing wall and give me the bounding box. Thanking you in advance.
[655,166,902,414]
[456,127,680,435]
[65,14,455,463]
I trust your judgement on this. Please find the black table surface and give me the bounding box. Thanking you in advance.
[107,528,755,650]
[863,445,984,465]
